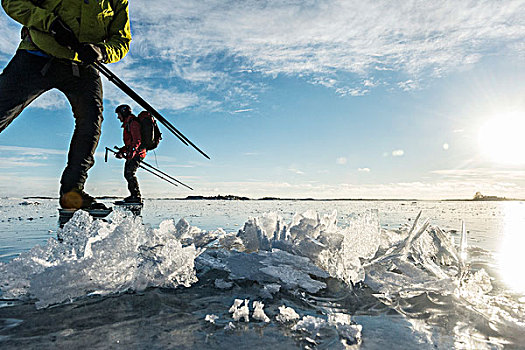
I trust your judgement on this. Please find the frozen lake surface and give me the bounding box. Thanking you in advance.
[1,198,524,349]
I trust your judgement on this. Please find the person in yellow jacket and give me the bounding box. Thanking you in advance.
[0,0,131,210]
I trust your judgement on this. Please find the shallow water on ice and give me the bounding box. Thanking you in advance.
[0,198,524,349]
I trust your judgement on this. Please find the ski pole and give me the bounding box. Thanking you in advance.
[94,62,210,160]
[131,154,194,190]
[106,147,182,189]
[134,162,182,188]
[105,147,193,190]
[111,147,194,190]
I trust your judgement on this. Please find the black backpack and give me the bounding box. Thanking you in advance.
[137,111,162,150]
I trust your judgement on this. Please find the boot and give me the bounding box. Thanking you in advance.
[60,189,108,210]
[123,195,142,204]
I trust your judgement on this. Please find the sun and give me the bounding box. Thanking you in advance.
[478,112,525,165]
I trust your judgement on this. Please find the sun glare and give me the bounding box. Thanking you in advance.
[499,202,525,294]
[478,113,525,165]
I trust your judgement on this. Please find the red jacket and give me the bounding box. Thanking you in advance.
[121,115,147,159]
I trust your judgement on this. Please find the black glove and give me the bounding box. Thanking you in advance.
[78,43,105,64]
[50,18,78,49]
[115,146,125,158]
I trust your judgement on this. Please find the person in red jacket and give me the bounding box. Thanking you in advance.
[115,104,146,203]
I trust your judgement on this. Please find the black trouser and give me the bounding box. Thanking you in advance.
[124,156,142,197]
[0,50,103,195]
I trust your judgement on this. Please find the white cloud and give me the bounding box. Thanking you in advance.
[397,79,420,91]
[288,167,304,175]
[163,164,196,168]
[131,1,524,88]
[0,146,66,169]
[27,90,69,110]
[337,87,369,97]
[175,59,219,83]
[0,17,19,60]
[443,143,449,150]
[358,168,371,172]
[392,150,405,157]
[1,1,523,110]
[431,168,525,180]
[336,157,347,165]
[0,145,65,156]
[101,75,200,111]
[0,158,47,168]
[0,173,58,196]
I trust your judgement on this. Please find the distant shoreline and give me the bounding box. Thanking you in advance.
[19,195,522,202]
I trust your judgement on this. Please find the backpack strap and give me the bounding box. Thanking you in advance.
[125,116,140,132]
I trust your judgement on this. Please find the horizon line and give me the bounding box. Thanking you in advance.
[14,195,520,202]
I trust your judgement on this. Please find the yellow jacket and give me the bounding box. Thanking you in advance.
[2,0,131,63]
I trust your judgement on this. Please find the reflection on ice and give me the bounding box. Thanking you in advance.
[499,202,525,293]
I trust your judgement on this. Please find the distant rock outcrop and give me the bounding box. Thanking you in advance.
[472,192,506,201]
[184,195,250,200]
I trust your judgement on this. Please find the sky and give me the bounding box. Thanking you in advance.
[0,0,524,199]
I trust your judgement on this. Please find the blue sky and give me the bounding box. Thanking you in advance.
[1,0,524,199]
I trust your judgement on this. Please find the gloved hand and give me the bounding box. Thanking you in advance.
[78,43,105,64]
[50,18,78,49]
[115,151,124,159]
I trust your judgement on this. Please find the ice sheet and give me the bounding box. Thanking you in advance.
[1,202,519,349]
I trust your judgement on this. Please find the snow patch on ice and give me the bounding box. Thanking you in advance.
[276,305,300,323]
[292,314,362,347]
[230,298,250,322]
[224,322,236,330]
[205,314,219,324]
[226,299,271,323]
[252,301,270,323]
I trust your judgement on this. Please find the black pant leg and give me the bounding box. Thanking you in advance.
[58,64,104,193]
[124,156,142,197]
[0,51,51,132]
